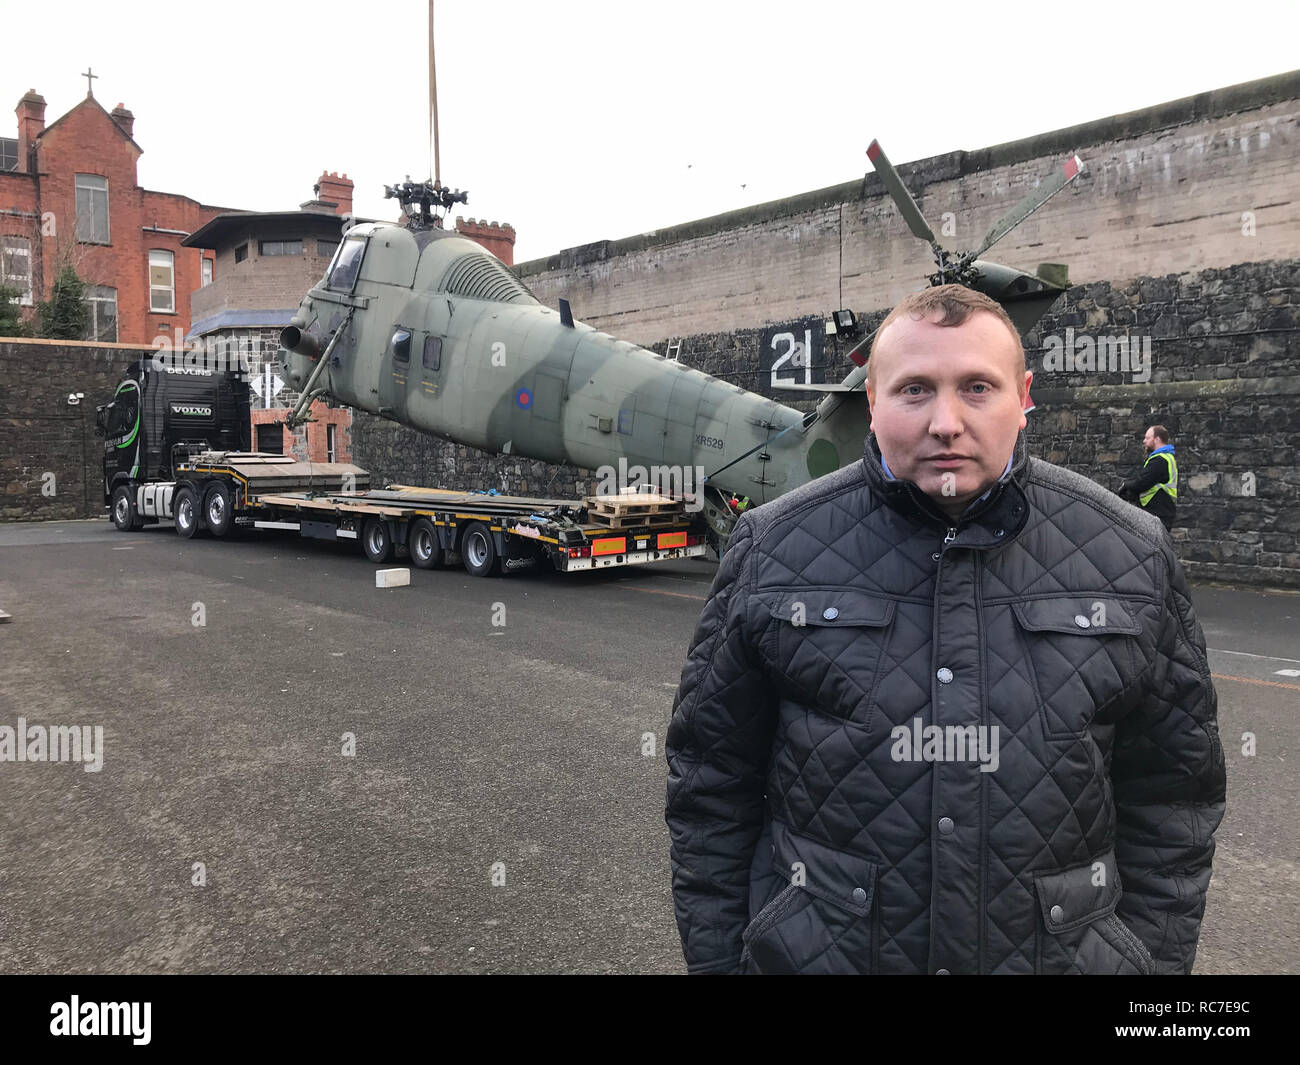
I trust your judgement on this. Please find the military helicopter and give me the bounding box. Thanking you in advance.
[279,143,1083,548]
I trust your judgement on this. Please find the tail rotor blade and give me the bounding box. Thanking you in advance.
[973,153,1084,258]
[867,139,938,245]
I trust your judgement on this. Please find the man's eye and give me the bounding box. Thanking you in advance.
[902,385,925,396]
[968,383,991,394]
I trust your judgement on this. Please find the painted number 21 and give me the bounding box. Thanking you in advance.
[771,330,812,388]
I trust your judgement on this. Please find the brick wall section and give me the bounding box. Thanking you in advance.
[514,71,1300,347]
[0,338,148,521]
[350,414,593,500]
[454,217,516,265]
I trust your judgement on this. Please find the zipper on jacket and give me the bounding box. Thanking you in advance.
[943,526,957,546]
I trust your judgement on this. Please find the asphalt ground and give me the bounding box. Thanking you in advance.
[0,519,1296,974]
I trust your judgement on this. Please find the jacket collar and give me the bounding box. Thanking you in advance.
[861,431,1032,546]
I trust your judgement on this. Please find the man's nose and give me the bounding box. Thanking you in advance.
[929,389,965,438]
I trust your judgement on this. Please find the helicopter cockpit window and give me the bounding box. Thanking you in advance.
[422,336,441,372]
[325,236,366,293]
[391,329,411,363]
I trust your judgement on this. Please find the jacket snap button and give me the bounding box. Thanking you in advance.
[1074,614,1091,628]
[937,816,954,835]
[936,667,953,684]
[994,528,1004,537]
[1050,904,1065,924]
[936,968,951,975]
[852,887,867,904]
[822,607,839,621]
[931,552,941,562]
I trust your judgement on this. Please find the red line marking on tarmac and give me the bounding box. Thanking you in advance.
[1212,672,1300,693]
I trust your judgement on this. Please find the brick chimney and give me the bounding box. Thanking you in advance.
[15,90,45,172]
[315,171,354,216]
[110,102,135,139]
[455,217,517,266]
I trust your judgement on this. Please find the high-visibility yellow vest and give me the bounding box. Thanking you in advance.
[1139,451,1178,506]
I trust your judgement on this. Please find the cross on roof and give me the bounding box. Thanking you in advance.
[83,67,97,97]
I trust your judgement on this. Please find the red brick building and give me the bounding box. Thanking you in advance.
[0,86,232,344]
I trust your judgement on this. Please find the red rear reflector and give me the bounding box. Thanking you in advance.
[657,531,688,550]
[592,537,626,556]
[849,349,868,367]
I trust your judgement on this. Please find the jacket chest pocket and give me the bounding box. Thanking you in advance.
[1011,596,1146,740]
[758,589,896,729]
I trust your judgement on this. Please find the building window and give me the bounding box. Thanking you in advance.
[317,239,338,259]
[326,423,337,463]
[86,285,118,342]
[256,423,284,454]
[75,174,110,243]
[1,236,33,306]
[0,138,17,172]
[149,250,174,312]
[201,258,213,286]
[234,243,248,264]
[423,335,442,371]
[259,239,302,257]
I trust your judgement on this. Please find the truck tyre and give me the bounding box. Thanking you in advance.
[362,517,394,563]
[204,482,235,537]
[111,485,144,532]
[461,521,501,577]
[175,488,200,539]
[409,517,445,569]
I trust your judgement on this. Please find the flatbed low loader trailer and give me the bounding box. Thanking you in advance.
[119,450,710,578]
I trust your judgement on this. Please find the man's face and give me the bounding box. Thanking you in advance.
[1143,427,1158,452]
[866,309,1030,520]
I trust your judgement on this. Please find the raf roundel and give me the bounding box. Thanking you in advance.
[515,388,532,410]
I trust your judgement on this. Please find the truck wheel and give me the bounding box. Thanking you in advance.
[111,485,144,531]
[362,517,394,563]
[174,488,200,539]
[409,517,445,569]
[204,482,235,537]
[461,522,501,577]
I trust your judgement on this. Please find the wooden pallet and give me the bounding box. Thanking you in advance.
[585,509,682,529]
[585,492,684,520]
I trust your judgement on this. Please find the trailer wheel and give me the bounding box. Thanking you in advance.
[461,522,501,577]
[204,482,235,537]
[111,485,144,532]
[409,517,445,569]
[362,517,394,563]
[175,488,200,539]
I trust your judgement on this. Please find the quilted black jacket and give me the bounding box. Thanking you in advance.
[665,431,1226,974]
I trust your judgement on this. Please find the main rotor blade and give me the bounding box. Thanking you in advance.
[867,140,938,245]
[973,153,1084,258]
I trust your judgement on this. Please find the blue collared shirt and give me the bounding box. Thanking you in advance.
[880,449,1014,510]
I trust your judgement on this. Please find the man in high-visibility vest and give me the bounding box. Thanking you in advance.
[1120,425,1178,531]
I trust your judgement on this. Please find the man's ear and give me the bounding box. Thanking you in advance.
[1018,369,1033,428]
[866,378,876,415]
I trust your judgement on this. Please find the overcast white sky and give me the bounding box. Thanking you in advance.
[7,1,1298,262]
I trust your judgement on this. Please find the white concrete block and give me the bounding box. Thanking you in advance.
[375,568,411,588]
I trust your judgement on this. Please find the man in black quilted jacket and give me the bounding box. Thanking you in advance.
[665,285,1226,975]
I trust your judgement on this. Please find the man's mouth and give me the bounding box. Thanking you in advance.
[925,454,969,466]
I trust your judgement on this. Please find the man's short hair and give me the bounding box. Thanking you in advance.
[1150,425,1171,444]
[867,284,1025,385]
